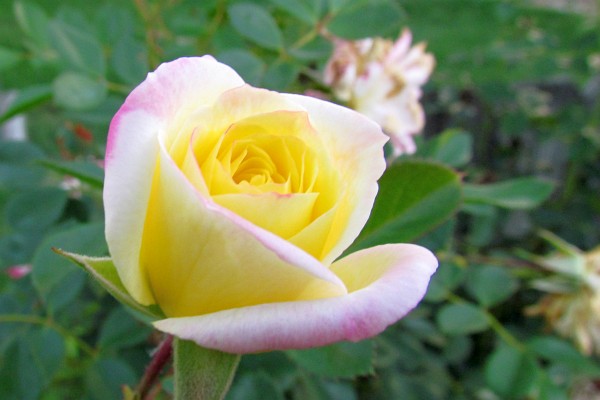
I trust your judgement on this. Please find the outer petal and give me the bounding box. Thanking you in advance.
[141,138,348,317]
[154,244,437,353]
[284,94,389,264]
[104,56,244,304]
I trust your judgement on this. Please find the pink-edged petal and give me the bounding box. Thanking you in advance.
[140,136,347,317]
[283,94,388,264]
[104,57,245,305]
[154,243,437,354]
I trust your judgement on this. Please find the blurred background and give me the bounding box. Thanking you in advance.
[0,0,599,399]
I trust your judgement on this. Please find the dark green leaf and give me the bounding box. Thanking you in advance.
[262,61,299,91]
[13,1,51,49]
[97,307,152,350]
[424,262,466,302]
[528,336,600,376]
[464,177,555,209]
[48,20,106,76]
[0,85,52,124]
[417,129,473,167]
[111,35,148,84]
[85,357,137,400]
[327,0,404,39]
[270,0,322,25]
[351,160,461,251]
[286,340,374,378]
[38,159,104,188]
[436,303,489,335]
[217,49,265,86]
[32,223,107,313]
[5,187,68,232]
[227,372,284,400]
[53,72,107,111]
[228,3,283,50]
[465,265,519,307]
[17,328,65,400]
[485,344,538,399]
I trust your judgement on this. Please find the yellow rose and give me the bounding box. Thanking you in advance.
[104,56,437,353]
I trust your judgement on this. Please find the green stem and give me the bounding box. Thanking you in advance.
[0,313,96,357]
[174,339,240,400]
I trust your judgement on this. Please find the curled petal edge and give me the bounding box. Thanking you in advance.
[153,243,437,354]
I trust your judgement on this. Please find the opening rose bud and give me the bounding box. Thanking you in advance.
[104,56,437,353]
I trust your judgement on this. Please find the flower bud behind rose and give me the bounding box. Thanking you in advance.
[324,29,435,157]
[103,56,437,353]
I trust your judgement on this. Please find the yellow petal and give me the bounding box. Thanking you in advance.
[140,140,347,317]
[213,192,319,239]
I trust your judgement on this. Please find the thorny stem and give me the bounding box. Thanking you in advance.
[136,335,174,400]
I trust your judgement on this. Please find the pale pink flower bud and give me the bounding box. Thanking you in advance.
[324,29,435,157]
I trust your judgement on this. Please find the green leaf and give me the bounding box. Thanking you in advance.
[327,0,404,39]
[528,336,600,376]
[351,160,461,251]
[465,265,519,307]
[262,61,299,91]
[17,328,65,400]
[13,1,51,49]
[417,129,473,167]
[54,249,163,319]
[464,177,555,209]
[53,72,107,111]
[424,262,466,302]
[111,35,148,84]
[47,20,106,76]
[85,357,137,400]
[174,339,240,400]
[0,85,53,124]
[97,307,152,350]
[32,223,107,313]
[216,49,265,86]
[4,187,68,232]
[436,303,489,335]
[38,159,104,188]
[228,3,283,50]
[227,372,284,400]
[0,46,22,71]
[485,344,538,399]
[269,0,322,25]
[286,340,374,378]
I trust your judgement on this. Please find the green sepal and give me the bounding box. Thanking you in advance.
[53,248,164,319]
[174,339,240,400]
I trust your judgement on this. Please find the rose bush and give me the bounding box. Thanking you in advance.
[104,56,437,353]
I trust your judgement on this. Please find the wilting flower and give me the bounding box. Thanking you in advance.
[324,29,435,156]
[526,232,600,355]
[103,56,437,353]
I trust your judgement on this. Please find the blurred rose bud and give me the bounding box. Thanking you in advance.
[526,232,600,355]
[5,264,32,280]
[324,29,435,157]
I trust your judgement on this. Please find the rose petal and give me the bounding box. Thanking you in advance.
[104,57,245,304]
[140,137,348,317]
[154,243,437,353]
[284,94,388,264]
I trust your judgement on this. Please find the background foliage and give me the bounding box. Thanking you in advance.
[0,0,599,399]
